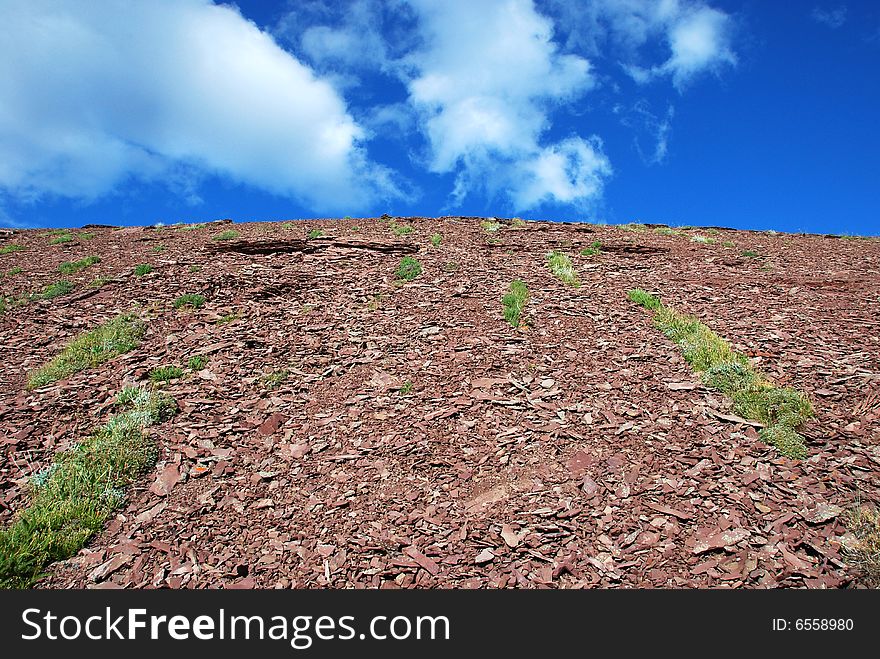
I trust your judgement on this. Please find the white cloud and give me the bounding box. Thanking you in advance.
[404,0,611,211]
[811,6,847,29]
[0,0,403,212]
[545,0,736,88]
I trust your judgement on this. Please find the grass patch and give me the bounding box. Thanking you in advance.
[547,250,580,286]
[395,256,422,281]
[844,505,880,587]
[391,223,414,237]
[654,227,682,236]
[502,280,529,328]
[36,280,74,300]
[620,222,647,232]
[628,290,813,458]
[0,244,25,255]
[149,365,184,383]
[691,235,716,244]
[187,355,207,371]
[430,233,442,247]
[307,229,324,239]
[580,240,602,256]
[58,256,100,275]
[27,314,146,389]
[89,276,111,289]
[216,312,240,324]
[173,294,205,309]
[261,369,289,389]
[442,262,459,272]
[0,387,175,588]
[152,245,166,254]
[49,233,74,245]
[722,241,735,248]
[134,264,154,277]
[79,232,95,241]
[511,218,527,228]
[399,380,413,395]
[213,230,240,241]
[3,266,23,278]
[481,220,501,233]
[177,223,206,231]
[742,250,760,258]
[627,289,661,311]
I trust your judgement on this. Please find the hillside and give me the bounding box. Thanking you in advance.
[1,217,878,588]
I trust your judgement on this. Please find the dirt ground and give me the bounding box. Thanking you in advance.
[1,217,878,588]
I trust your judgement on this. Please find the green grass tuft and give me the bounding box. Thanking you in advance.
[502,280,529,327]
[0,244,25,255]
[134,264,153,277]
[430,233,442,247]
[173,294,205,309]
[49,234,75,245]
[36,280,74,300]
[580,240,602,256]
[759,424,807,459]
[307,229,324,239]
[627,288,661,310]
[395,256,422,281]
[742,250,760,258]
[391,223,414,236]
[27,314,146,389]
[58,256,100,275]
[213,230,240,241]
[480,220,501,232]
[0,387,175,588]
[187,355,208,371]
[547,250,580,286]
[149,365,184,383]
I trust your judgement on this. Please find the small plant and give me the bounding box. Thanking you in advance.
[366,294,384,311]
[27,314,146,388]
[177,223,206,231]
[36,280,74,300]
[58,256,100,275]
[152,245,166,253]
[442,261,459,272]
[5,267,23,277]
[392,223,414,236]
[511,218,527,228]
[213,230,240,241]
[261,369,289,389]
[742,250,759,258]
[134,264,154,277]
[481,220,501,232]
[79,232,95,241]
[654,227,681,236]
[89,276,111,288]
[395,256,422,281]
[620,222,646,232]
[430,233,442,247]
[0,244,25,255]
[307,229,324,239]
[149,365,184,383]
[502,280,529,327]
[216,312,240,324]
[844,505,880,587]
[0,387,175,588]
[580,240,602,256]
[547,251,579,286]
[627,289,661,310]
[49,233,74,245]
[173,293,205,309]
[189,265,202,273]
[187,355,208,371]
[722,241,735,248]
[691,235,716,244]
[399,380,413,395]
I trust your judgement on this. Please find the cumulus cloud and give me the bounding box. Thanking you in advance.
[811,6,848,29]
[405,0,611,211]
[546,0,736,89]
[0,0,404,212]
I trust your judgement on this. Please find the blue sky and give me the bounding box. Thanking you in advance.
[1,1,877,234]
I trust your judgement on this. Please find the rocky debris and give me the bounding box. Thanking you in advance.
[0,217,877,589]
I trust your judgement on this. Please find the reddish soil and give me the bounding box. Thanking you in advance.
[1,217,878,589]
